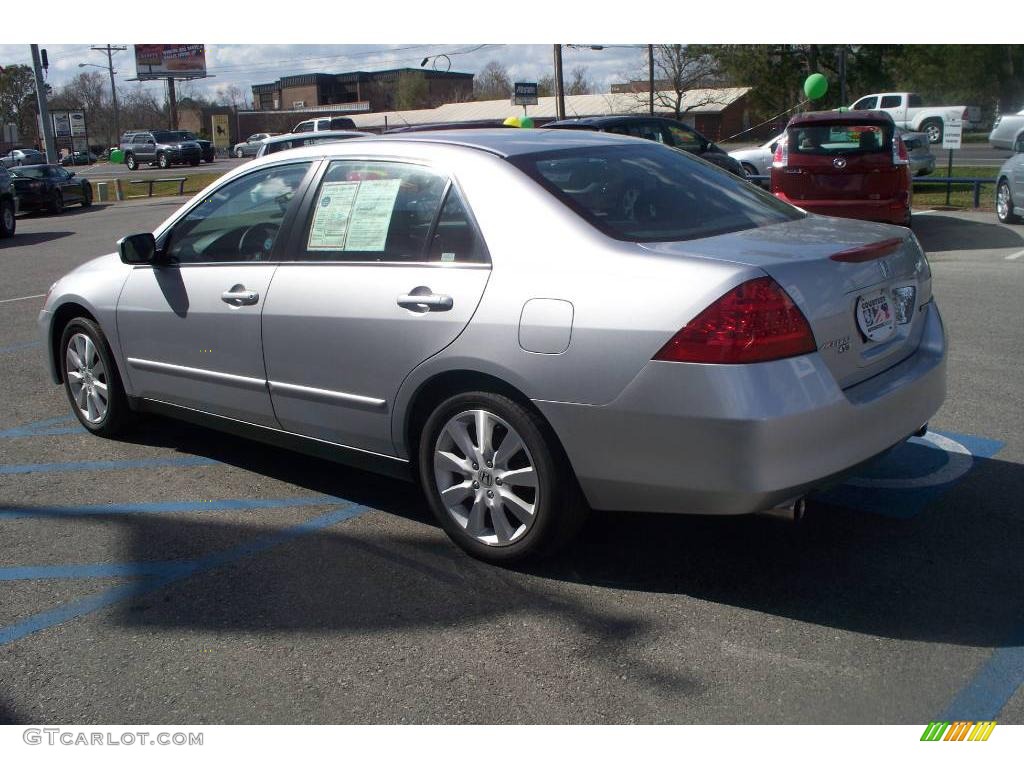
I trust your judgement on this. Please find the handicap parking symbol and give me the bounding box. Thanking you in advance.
[812,430,1004,519]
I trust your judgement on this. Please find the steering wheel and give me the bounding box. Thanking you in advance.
[238,222,280,261]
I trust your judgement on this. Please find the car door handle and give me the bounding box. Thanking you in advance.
[221,287,260,306]
[397,291,453,312]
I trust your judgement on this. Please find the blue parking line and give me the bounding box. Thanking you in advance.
[0,562,194,581]
[0,455,219,476]
[0,415,79,439]
[0,495,342,520]
[0,340,42,354]
[0,503,370,646]
[939,635,1024,721]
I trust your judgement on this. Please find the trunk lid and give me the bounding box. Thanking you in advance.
[639,215,933,389]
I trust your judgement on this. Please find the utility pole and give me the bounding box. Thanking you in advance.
[838,46,848,106]
[648,45,655,115]
[553,44,565,120]
[91,45,126,145]
[167,77,178,130]
[30,45,56,163]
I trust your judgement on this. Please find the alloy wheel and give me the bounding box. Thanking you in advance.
[997,183,1011,220]
[65,332,109,423]
[433,409,540,547]
[2,203,13,232]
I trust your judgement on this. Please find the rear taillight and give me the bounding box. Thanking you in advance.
[772,137,788,168]
[893,136,909,165]
[653,277,817,364]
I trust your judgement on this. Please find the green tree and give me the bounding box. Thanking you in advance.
[395,71,430,111]
[0,64,40,145]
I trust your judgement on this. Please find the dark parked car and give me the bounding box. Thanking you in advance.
[120,130,202,170]
[61,150,98,166]
[0,165,16,237]
[10,164,92,213]
[176,131,216,163]
[545,115,747,177]
[2,148,46,168]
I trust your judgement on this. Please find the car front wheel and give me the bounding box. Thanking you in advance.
[59,318,133,436]
[125,153,137,170]
[997,180,1021,224]
[0,198,14,237]
[418,391,586,564]
[157,153,169,169]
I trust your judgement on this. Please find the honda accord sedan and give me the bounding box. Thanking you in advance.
[39,130,946,563]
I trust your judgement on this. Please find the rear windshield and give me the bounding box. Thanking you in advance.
[508,144,802,243]
[787,123,893,156]
[11,166,48,178]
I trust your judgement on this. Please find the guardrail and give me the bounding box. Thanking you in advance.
[127,177,187,198]
[746,175,998,208]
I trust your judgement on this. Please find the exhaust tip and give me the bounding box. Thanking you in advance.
[915,423,929,437]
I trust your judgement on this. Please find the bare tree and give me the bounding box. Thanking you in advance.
[537,73,555,97]
[395,71,430,111]
[51,72,114,148]
[215,84,250,111]
[474,61,512,101]
[624,45,722,119]
[566,65,596,96]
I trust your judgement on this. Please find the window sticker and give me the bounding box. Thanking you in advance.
[307,181,359,250]
[307,178,402,252]
[343,179,402,252]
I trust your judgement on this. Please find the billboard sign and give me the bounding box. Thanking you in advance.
[51,111,72,138]
[70,111,87,137]
[134,44,207,80]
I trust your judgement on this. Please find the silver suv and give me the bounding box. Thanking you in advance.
[120,130,202,170]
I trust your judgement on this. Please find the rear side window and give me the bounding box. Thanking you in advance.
[880,95,902,109]
[509,143,802,243]
[908,94,924,108]
[298,160,448,262]
[427,187,487,264]
[787,123,893,156]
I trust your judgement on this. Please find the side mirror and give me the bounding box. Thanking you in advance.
[67,171,75,177]
[118,233,158,265]
[769,142,778,154]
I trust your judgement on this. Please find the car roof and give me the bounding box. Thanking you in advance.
[349,128,648,158]
[547,115,677,128]
[788,109,895,126]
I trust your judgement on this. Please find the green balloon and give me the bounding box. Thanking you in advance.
[804,73,828,101]
[519,116,535,129]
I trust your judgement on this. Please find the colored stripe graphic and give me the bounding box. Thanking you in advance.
[0,495,342,520]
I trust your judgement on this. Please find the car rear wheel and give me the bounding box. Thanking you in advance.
[0,198,15,237]
[921,119,943,144]
[48,190,63,214]
[418,391,586,564]
[59,318,133,437]
[125,153,137,171]
[997,180,1021,224]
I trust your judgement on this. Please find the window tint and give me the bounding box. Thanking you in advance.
[294,121,313,133]
[623,122,664,143]
[509,143,802,243]
[427,186,487,264]
[788,123,893,156]
[880,95,901,109]
[299,160,447,262]
[908,94,923,108]
[852,96,877,110]
[665,123,704,152]
[166,162,311,264]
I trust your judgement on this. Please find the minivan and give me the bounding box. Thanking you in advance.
[771,110,912,227]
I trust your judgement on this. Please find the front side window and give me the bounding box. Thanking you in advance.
[294,122,313,133]
[165,162,312,264]
[665,123,704,152]
[509,143,802,243]
[298,160,448,262]
[852,96,878,110]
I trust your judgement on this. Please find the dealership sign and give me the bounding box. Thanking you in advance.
[134,44,207,80]
[513,82,538,106]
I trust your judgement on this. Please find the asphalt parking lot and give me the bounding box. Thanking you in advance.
[1,198,1022,724]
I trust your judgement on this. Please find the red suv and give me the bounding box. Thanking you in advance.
[771,110,912,227]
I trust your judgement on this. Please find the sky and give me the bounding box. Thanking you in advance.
[0,44,651,105]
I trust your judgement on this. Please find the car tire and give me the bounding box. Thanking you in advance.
[59,317,133,437]
[921,119,943,144]
[741,162,758,178]
[190,159,200,167]
[418,390,587,564]
[80,184,92,207]
[0,198,15,238]
[125,153,137,171]
[235,148,244,158]
[48,190,64,214]
[997,180,1021,224]
[157,153,169,169]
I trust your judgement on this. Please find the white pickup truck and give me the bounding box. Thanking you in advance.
[849,92,982,144]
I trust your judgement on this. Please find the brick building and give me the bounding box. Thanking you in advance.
[251,68,474,113]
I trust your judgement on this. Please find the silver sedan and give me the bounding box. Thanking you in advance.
[996,133,1024,224]
[232,133,272,158]
[39,130,947,563]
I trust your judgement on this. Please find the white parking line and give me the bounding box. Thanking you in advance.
[1006,250,1024,261]
[0,293,45,304]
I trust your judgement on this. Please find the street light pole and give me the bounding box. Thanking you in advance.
[89,45,125,147]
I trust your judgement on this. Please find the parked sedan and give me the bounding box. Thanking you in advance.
[0,165,16,237]
[233,133,272,158]
[995,133,1024,224]
[899,130,935,177]
[61,150,98,166]
[39,130,945,564]
[2,148,46,168]
[988,109,1024,151]
[546,115,747,177]
[11,164,92,213]
[256,130,370,157]
[729,133,783,180]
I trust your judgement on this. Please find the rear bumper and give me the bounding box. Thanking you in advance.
[774,191,910,224]
[536,301,946,515]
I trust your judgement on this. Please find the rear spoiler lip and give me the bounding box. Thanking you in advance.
[830,237,904,263]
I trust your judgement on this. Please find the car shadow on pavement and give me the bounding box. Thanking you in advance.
[913,213,1024,252]
[19,204,111,220]
[1,231,75,247]
[10,416,1024,663]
